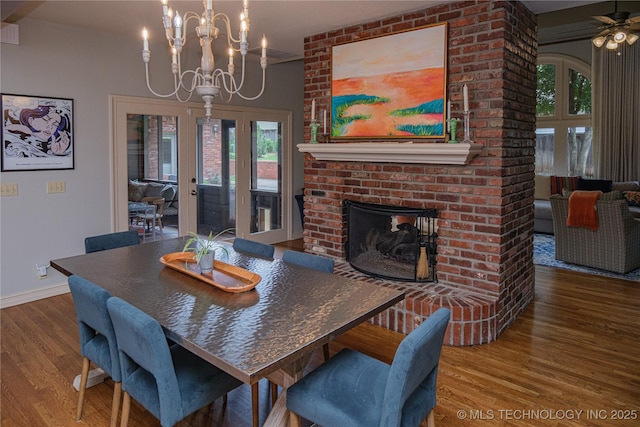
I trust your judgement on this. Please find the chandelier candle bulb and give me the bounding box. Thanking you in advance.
[142,28,149,51]
[261,35,267,58]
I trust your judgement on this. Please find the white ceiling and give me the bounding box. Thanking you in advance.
[3,1,637,60]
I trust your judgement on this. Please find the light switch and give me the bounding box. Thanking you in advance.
[1,183,18,196]
[47,181,66,194]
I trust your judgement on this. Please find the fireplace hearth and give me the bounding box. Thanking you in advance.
[345,201,438,283]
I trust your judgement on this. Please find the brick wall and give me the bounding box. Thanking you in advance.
[302,0,537,344]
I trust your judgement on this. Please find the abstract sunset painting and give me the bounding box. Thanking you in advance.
[331,23,447,139]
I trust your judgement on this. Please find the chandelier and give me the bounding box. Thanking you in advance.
[591,2,640,51]
[141,0,267,117]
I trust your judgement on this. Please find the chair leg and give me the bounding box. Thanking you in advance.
[76,357,90,421]
[120,392,131,427]
[289,410,302,427]
[323,343,330,361]
[110,381,122,427]
[427,410,435,427]
[252,382,259,427]
[270,381,278,407]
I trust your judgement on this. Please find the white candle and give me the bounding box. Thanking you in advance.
[463,84,469,113]
[446,99,451,132]
[323,109,327,134]
[261,35,267,59]
[142,28,149,51]
[311,99,316,121]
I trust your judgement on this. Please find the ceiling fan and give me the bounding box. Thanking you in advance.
[592,1,640,49]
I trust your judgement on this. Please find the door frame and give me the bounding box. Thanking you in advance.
[187,105,293,244]
[111,95,293,243]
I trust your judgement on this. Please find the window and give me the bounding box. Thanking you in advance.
[127,114,178,182]
[536,55,592,177]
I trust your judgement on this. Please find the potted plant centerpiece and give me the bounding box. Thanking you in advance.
[182,229,231,274]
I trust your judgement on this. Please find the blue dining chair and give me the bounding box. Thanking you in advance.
[68,275,121,427]
[84,230,140,254]
[282,249,334,273]
[282,249,334,359]
[231,236,274,426]
[287,308,451,427]
[106,297,243,427]
[232,237,275,258]
[271,249,336,405]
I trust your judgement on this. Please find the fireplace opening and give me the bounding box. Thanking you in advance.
[345,200,438,282]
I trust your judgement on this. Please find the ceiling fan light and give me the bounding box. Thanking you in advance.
[626,33,639,45]
[606,39,619,49]
[592,35,606,47]
[613,30,627,43]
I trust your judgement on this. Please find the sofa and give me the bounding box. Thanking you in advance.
[128,180,178,228]
[550,194,640,273]
[534,176,640,234]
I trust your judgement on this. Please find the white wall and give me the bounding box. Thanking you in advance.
[0,18,304,306]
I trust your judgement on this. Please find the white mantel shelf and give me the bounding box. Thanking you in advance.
[297,142,483,165]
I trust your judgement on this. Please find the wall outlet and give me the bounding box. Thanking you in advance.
[47,181,66,194]
[73,368,109,391]
[1,183,18,196]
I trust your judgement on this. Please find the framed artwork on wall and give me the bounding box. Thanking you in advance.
[331,23,448,140]
[1,93,74,171]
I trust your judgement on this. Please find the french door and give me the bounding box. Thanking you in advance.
[113,96,292,244]
[187,107,291,244]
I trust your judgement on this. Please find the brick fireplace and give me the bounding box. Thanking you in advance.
[300,1,537,345]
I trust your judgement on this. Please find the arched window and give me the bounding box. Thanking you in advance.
[536,54,592,177]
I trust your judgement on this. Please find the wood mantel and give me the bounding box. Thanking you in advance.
[297,142,482,165]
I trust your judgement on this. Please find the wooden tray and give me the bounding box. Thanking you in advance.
[160,252,261,293]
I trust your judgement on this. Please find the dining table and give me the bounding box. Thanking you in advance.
[51,237,405,426]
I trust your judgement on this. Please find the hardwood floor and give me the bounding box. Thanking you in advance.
[2,251,639,426]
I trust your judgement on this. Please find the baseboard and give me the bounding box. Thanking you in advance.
[0,282,70,309]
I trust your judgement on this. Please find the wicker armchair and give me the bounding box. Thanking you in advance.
[550,195,640,274]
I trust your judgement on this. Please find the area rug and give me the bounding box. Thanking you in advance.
[534,233,640,281]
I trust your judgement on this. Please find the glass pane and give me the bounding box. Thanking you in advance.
[568,68,591,115]
[126,114,179,240]
[250,120,282,233]
[536,64,556,117]
[535,128,554,176]
[567,127,593,177]
[196,118,236,235]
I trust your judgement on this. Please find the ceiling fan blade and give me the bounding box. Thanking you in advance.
[628,23,640,31]
[628,16,640,24]
[592,15,617,24]
[593,29,610,38]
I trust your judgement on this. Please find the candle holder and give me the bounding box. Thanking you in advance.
[310,121,320,144]
[446,118,461,143]
[462,111,473,144]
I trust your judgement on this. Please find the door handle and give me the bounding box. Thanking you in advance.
[191,190,197,195]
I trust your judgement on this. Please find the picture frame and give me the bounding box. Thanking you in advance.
[331,23,448,139]
[1,93,74,171]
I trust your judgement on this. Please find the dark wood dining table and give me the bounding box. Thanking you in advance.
[51,237,404,426]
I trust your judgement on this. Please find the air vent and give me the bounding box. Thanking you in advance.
[1,23,19,45]
[247,47,302,64]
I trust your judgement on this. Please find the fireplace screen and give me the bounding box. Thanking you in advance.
[345,201,437,282]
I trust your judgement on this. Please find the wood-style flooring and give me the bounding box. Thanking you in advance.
[1,241,639,426]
